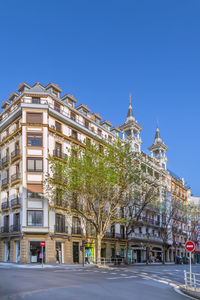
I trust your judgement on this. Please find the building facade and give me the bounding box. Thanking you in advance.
[0,82,191,264]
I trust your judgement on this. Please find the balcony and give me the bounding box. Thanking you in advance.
[115,233,125,239]
[1,178,9,187]
[11,173,21,183]
[1,202,9,210]
[1,155,9,166]
[71,227,82,235]
[54,106,61,113]
[10,197,21,207]
[1,226,9,233]
[11,149,21,160]
[105,232,116,238]
[54,225,68,234]
[10,224,21,232]
[53,150,66,159]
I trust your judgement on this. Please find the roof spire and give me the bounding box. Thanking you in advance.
[129,92,132,105]
[126,93,134,122]
[154,120,162,143]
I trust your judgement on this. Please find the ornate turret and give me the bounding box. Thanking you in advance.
[120,94,143,152]
[148,121,168,169]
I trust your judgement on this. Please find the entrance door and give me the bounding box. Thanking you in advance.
[73,242,79,263]
[56,242,64,263]
[15,241,20,263]
[4,241,10,262]
[29,241,45,263]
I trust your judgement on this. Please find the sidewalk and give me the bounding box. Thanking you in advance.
[0,262,96,269]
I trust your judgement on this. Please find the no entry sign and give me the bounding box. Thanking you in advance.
[185,241,195,252]
[40,241,45,247]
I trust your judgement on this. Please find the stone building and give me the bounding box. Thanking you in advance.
[0,82,190,264]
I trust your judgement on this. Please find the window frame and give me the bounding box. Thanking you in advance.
[27,132,43,147]
[27,210,43,227]
[27,157,43,172]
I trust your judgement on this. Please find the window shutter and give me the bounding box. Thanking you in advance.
[27,113,43,124]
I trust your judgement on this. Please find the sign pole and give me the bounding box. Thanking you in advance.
[190,251,192,285]
[42,245,43,268]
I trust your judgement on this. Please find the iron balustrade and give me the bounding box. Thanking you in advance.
[1,226,9,233]
[71,227,82,235]
[54,225,68,234]
[54,106,61,113]
[10,224,21,232]
[11,173,21,182]
[53,150,66,159]
[1,156,9,165]
[1,202,9,210]
[11,149,20,159]
[2,178,9,187]
[10,198,21,207]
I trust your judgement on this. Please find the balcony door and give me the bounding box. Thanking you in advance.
[55,142,62,157]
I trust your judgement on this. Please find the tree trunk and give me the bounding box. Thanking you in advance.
[96,233,102,266]
[162,245,166,264]
[124,236,129,265]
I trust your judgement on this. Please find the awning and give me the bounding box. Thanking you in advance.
[27,184,43,193]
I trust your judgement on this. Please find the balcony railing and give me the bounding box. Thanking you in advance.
[10,224,21,232]
[1,155,9,165]
[105,232,115,238]
[11,173,21,182]
[54,106,61,113]
[2,178,9,187]
[1,226,9,233]
[54,225,68,234]
[71,227,82,235]
[53,150,66,159]
[1,202,9,210]
[10,197,21,207]
[11,149,20,159]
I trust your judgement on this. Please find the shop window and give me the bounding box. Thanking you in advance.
[27,158,43,172]
[27,210,43,226]
[27,133,43,147]
[27,113,43,124]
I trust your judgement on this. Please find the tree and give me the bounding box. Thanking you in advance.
[47,139,141,265]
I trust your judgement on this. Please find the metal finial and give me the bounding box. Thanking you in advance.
[157,119,159,129]
[129,93,132,105]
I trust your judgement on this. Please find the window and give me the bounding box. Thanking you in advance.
[27,210,43,226]
[55,121,62,132]
[32,97,40,104]
[27,158,43,172]
[85,120,89,129]
[27,113,43,124]
[71,130,77,140]
[54,102,60,113]
[108,135,112,142]
[97,129,102,136]
[99,144,104,154]
[52,89,59,97]
[72,217,81,234]
[70,112,76,121]
[86,137,91,146]
[27,133,42,147]
[55,214,65,232]
[27,189,43,199]
[15,120,19,130]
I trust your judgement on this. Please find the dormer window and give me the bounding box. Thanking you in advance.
[52,89,59,97]
[68,100,73,107]
[32,97,40,104]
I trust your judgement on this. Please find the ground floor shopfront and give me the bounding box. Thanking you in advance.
[0,233,126,264]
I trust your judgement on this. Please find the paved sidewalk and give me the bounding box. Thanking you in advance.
[0,262,96,269]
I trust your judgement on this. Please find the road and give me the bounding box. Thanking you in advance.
[0,264,199,300]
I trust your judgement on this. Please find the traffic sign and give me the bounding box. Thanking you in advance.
[185,241,195,252]
[40,241,45,247]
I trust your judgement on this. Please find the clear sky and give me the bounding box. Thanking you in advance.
[0,0,199,195]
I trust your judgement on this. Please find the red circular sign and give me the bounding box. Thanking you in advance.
[40,241,45,247]
[185,241,195,252]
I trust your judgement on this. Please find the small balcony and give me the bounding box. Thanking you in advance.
[10,224,21,232]
[1,155,9,166]
[54,225,68,234]
[11,173,21,183]
[11,149,21,160]
[10,197,21,208]
[53,150,66,159]
[1,202,9,210]
[2,178,9,187]
[71,227,82,235]
[1,226,9,233]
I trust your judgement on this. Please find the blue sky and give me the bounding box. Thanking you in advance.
[0,0,200,195]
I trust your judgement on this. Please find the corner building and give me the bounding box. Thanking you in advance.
[0,82,190,264]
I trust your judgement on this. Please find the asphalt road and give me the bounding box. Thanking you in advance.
[0,264,199,300]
